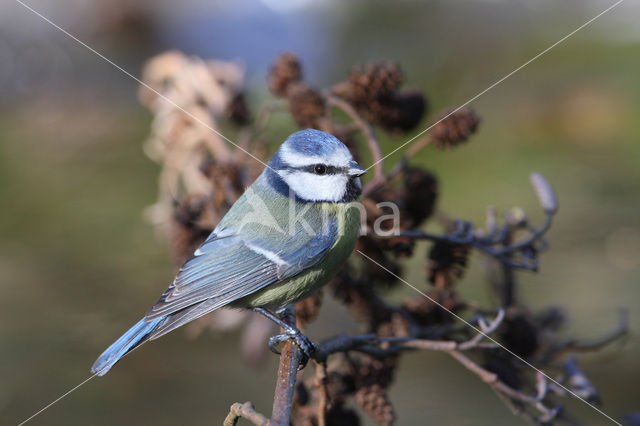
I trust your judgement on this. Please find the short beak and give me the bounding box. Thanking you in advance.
[348,162,367,177]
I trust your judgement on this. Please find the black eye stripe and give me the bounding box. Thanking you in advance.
[287,165,344,175]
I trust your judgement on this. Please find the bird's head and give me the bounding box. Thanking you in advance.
[267,129,366,202]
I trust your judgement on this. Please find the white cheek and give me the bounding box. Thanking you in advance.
[280,172,348,202]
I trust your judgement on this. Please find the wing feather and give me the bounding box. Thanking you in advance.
[145,237,279,320]
[144,209,339,324]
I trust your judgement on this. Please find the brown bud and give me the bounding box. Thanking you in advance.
[403,168,438,227]
[347,62,404,106]
[402,288,462,326]
[345,63,426,133]
[268,53,302,97]
[325,371,357,404]
[499,313,539,358]
[483,349,523,390]
[286,81,325,128]
[326,405,361,426]
[426,241,470,288]
[169,195,212,264]
[429,107,480,148]
[374,89,427,132]
[355,384,395,426]
[226,92,251,125]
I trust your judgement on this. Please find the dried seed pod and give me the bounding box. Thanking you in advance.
[499,313,539,358]
[429,107,480,149]
[384,236,415,258]
[483,349,523,390]
[375,311,411,338]
[345,62,426,133]
[326,404,361,426]
[226,92,251,125]
[286,81,325,128]
[354,356,397,389]
[355,384,396,426]
[326,370,357,404]
[374,89,427,132]
[329,268,394,329]
[347,62,404,107]
[138,50,188,108]
[426,241,470,288]
[169,195,213,264]
[403,168,438,227]
[402,288,462,326]
[355,238,402,286]
[268,52,303,97]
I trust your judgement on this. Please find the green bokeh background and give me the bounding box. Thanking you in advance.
[1,1,638,424]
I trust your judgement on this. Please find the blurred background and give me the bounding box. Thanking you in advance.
[1,0,639,424]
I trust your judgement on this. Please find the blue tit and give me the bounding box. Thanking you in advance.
[91,129,366,375]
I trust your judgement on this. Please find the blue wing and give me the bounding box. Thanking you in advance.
[144,218,338,338]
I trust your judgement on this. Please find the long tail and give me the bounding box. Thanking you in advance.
[91,317,166,376]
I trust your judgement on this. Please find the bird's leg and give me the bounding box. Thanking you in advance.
[252,307,316,369]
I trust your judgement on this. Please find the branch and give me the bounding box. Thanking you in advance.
[325,95,385,191]
[540,309,629,363]
[314,310,504,360]
[310,309,559,422]
[447,351,561,423]
[224,402,271,426]
[395,173,558,271]
[396,213,551,271]
[270,307,302,426]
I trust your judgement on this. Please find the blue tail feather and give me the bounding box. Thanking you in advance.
[91,318,165,376]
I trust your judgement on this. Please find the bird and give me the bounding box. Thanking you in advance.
[91,129,366,376]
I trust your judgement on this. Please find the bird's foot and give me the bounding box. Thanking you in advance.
[268,327,317,370]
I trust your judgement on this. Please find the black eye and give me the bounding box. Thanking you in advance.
[314,164,327,175]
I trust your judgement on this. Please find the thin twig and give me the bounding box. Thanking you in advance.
[308,307,558,423]
[396,212,554,271]
[404,133,434,158]
[224,401,271,426]
[325,95,385,189]
[540,309,629,363]
[447,350,560,421]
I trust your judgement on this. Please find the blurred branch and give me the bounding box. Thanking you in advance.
[314,309,503,361]
[397,212,552,271]
[396,173,557,271]
[224,402,271,426]
[540,309,629,363]
[311,309,561,422]
[325,94,385,191]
